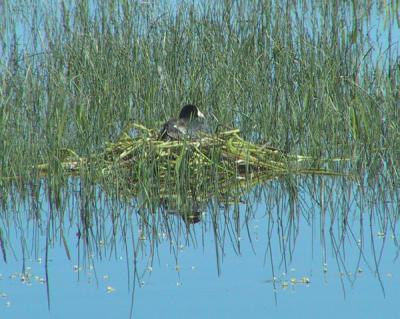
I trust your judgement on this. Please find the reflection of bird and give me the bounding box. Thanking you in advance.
[159,104,205,140]
[180,211,202,224]
[160,197,205,224]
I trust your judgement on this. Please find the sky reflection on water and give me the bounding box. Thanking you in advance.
[1,176,399,319]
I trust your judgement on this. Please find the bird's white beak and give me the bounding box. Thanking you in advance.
[197,110,205,119]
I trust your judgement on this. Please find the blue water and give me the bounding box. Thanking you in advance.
[1,177,399,318]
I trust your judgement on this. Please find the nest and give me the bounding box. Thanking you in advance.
[103,126,290,175]
[34,124,347,223]
[36,123,338,180]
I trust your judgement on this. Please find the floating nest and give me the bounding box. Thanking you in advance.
[104,126,290,175]
[34,124,346,223]
[36,123,339,180]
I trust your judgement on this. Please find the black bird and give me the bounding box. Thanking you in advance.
[159,104,205,140]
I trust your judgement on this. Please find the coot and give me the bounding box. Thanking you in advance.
[159,104,205,140]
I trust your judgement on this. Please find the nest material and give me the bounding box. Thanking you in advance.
[31,125,349,225]
[36,124,342,179]
[102,126,290,176]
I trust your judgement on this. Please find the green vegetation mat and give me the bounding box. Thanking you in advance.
[35,124,347,180]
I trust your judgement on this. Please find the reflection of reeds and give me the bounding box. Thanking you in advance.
[0,172,398,309]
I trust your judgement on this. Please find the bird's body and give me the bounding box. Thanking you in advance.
[159,104,205,141]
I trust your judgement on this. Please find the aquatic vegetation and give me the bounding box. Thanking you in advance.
[0,1,399,316]
[33,123,349,205]
[0,0,398,185]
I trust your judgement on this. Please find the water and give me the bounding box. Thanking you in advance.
[1,176,399,318]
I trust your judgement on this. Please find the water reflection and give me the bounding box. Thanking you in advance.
[0,173,399,317]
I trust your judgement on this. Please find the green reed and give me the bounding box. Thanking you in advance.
[0,0,399,189]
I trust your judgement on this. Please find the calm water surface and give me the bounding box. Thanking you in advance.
[1,176,399,318]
